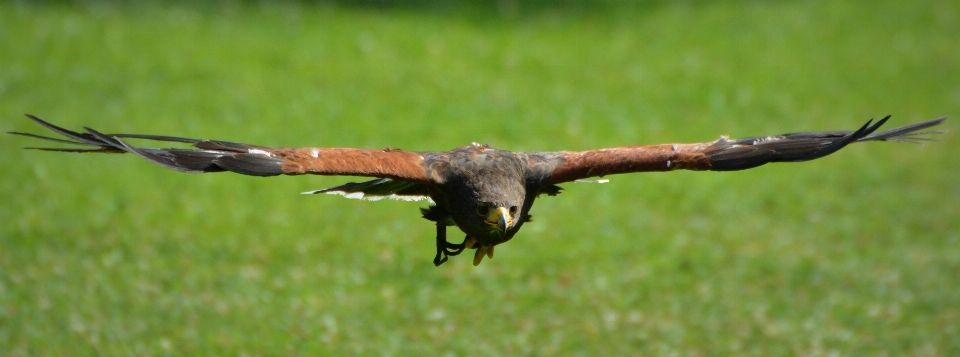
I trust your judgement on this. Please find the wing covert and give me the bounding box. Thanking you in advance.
[532,143,713,184]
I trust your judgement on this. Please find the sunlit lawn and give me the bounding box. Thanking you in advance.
[1,0,958,355]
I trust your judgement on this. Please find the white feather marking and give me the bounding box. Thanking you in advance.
[344,192,365,199]
[752,136,780,145]
[311,149,320,158]
[671,144,678,151]
[666,160,672,168]
[387,194,432,202]
[302,189,432,203]
[574,179,610,183]
[248,148,274,157]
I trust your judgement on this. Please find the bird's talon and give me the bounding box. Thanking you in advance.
[473,246,488,266]
[433,252,448,266]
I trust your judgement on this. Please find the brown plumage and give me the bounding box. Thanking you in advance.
[10,114,946,266]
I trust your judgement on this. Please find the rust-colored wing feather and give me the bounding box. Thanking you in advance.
[536,116,946,184]
[10,115,433,185]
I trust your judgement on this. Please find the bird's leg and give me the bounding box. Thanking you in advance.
[471,241,495,266]
[433,223,468,266]
[433,223,449,266]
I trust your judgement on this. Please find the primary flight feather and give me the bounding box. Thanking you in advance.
[10,114,946,266]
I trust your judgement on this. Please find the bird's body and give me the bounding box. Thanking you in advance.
[11,115,946,266]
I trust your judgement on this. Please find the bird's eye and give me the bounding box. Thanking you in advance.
[476,205,489,216]
[509,206,518,215]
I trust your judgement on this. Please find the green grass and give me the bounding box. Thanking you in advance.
[1,0,958,355]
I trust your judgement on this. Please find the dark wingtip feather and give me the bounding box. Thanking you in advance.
[111,137,200,173]
[13,115,289,176]
[82,126,128,150]
[21,114,114,148]
[22,147,126,153]
[860,116,947,142]
[8,131,99,146]
[213,154,284,176]
[707,116,944,172]
[14,114,219,151]
[113,133,202,144]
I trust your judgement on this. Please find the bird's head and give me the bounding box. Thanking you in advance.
[451,196,525,247]
[473,203,520,237]
[445,172,528,248]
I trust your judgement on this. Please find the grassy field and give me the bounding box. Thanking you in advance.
[1,0,958,355]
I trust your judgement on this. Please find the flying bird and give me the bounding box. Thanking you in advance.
[10,115,946,266]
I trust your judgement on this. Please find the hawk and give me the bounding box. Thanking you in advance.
[10,115,946,266]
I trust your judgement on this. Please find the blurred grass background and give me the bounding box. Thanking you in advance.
[1,0,958,355]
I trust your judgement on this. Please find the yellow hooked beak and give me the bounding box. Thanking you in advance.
[484,206,513,234]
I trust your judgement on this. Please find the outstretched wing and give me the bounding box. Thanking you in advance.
[10,115,435,185]
[531,116,946,184]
